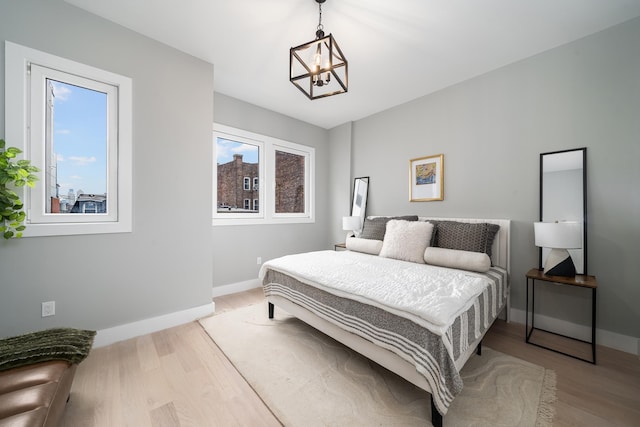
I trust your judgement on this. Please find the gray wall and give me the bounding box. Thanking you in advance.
[1,1,637,345]
[328,122,353,245]
[0,0,214,337]
[212,93,331,286]
[344,17,640,338]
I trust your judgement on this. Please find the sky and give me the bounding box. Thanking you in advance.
[51,79,107,197]
[216,137,259,164]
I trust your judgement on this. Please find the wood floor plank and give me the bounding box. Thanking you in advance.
[61,289,639,426]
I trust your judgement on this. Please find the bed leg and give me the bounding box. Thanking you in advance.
[268,302,274,319]
[431,396,443,427]
[476,340,482,356]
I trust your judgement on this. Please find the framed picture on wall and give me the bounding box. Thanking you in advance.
[409,154,444,202]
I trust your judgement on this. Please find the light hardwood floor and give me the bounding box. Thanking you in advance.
[61,288,640,426]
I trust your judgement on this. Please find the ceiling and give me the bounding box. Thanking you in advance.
[65,0,640,129]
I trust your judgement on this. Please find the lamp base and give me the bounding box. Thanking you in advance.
[543,248,576,277]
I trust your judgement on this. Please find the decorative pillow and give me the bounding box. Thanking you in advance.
[433,221,500,258]
[0,328,96,372]
[379,220,434,264]
[360,215,419,240]
[345,237,383,255]
[424,247,491,273]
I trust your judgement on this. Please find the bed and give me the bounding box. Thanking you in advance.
[259,217,510,426]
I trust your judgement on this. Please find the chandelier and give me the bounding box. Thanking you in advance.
[289,0,348,100]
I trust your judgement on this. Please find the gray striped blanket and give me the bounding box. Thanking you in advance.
[262,259,507,415]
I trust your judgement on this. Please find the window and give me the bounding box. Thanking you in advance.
[4,41,132,237]
[215,134,262,217]
[213,124,314,225]
[275,149,306,214]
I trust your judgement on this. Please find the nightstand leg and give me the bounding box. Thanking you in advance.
[525,278,530,341]
[592,288,597,364]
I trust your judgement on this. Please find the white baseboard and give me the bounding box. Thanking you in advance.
[510,308,639,356]
[94,302,215,348]
[211,278,261,298]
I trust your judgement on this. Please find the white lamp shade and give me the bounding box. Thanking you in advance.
[534,221,582,249]
[342,216,361,231]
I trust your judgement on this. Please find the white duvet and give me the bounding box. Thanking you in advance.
[259,250,491,336]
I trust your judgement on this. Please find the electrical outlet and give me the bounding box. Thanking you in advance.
[42,301,55,317]
[257,256,262,265]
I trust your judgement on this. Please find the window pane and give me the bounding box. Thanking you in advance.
[275,150,305,213]
[46,79,108,214]
[216,138,260,213]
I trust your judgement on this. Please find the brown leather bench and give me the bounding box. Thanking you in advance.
[0,360,77,427]
[0,328,94,427]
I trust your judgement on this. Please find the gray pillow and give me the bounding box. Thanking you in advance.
[360,215,419,240]
[433,221,500,258]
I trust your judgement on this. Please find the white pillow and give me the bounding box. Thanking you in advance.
[345,237,383,255]
[424,247,491,273]
[379,220,434,264]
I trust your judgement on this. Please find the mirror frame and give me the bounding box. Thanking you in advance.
[539,147,587,274]
[351,176,369,231]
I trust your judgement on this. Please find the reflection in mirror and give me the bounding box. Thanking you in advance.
[351,177,369,235]
[540,148,587,274]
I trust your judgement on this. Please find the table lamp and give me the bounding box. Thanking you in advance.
[534,221,582,277]
[342,216,361,238]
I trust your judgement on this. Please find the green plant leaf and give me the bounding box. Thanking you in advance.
[1,141,37,238]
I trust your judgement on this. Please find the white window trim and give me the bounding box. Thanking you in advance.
[4,41,132,237]
[29,65,118,224]
[213,123,314,226]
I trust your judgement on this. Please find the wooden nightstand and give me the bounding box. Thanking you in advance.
[334,243,346,251]
[525,268,597,364]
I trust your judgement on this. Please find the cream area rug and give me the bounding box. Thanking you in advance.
[199,303,556,427]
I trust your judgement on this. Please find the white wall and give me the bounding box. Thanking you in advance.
[0,0,214,338]
[342,17,640,341]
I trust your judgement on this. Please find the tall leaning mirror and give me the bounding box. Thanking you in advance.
[539,148,587,274]
[351,177,369,233]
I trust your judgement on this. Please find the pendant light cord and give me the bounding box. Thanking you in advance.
[317,2,324,36]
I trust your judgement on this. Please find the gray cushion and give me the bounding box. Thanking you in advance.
[433,221,500,258]
[360,216,418,240]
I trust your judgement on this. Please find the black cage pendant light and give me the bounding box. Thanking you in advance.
[290,0,348,100]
